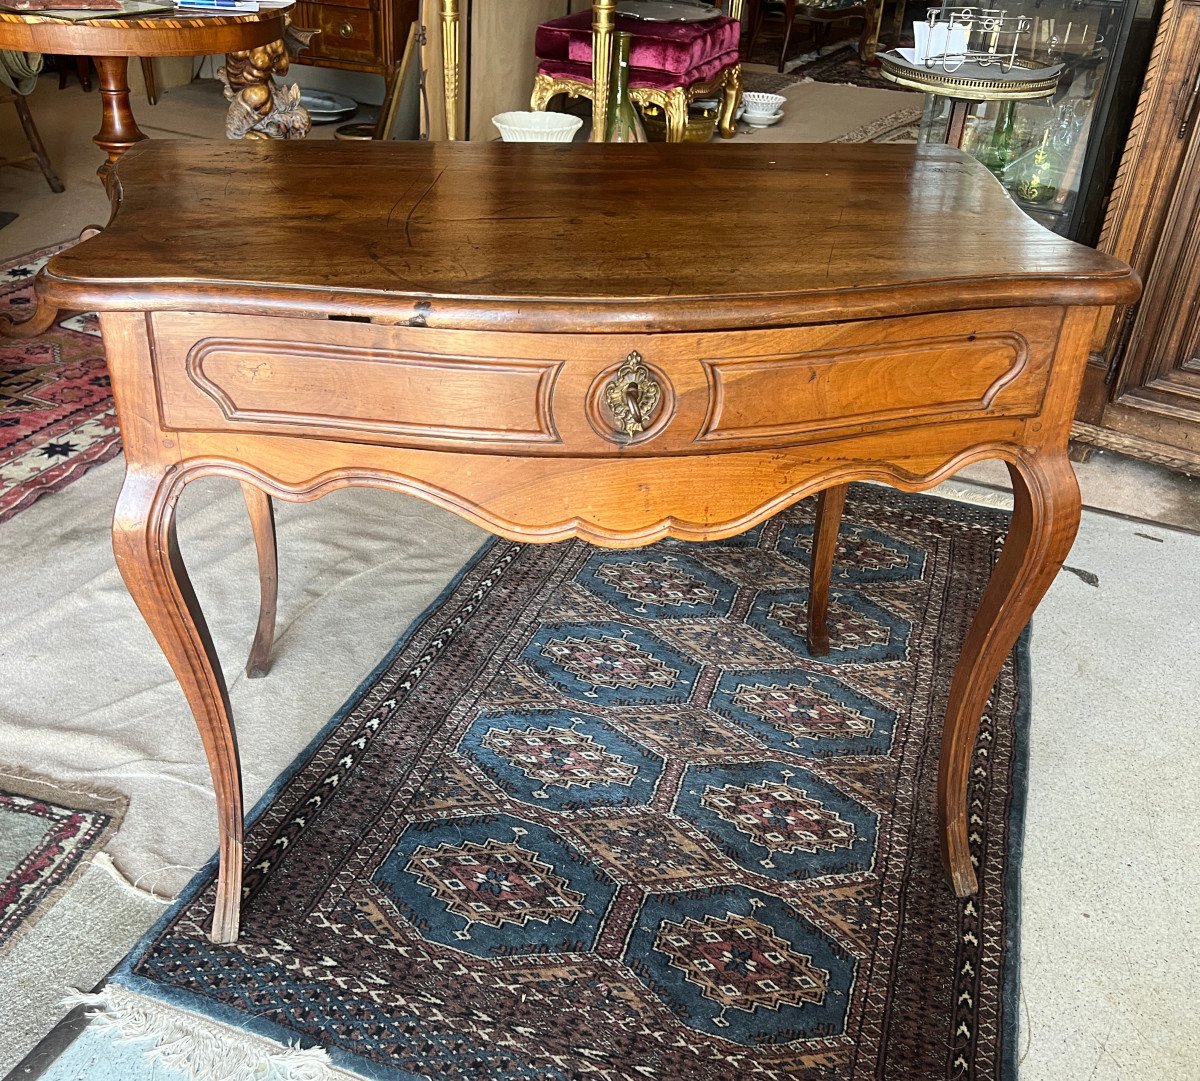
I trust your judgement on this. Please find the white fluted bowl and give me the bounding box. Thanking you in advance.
[492,112,584,143]
[741,91,787,117]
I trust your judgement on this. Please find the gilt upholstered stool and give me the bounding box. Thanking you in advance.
[530,10,743,142]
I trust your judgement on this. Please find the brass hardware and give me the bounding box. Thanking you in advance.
[338,20,354,37]
[878,52,1060,101]
[603,351,662,439]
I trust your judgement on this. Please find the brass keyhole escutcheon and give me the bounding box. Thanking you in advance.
[603,351,663,440]
[338,20,354,37]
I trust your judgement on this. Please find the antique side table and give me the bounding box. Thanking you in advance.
[39,140,1138,943]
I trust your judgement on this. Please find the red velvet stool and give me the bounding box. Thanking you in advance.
[531,10,743,142]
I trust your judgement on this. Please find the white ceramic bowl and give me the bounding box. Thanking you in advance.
[741,91,786,116]
[492,111,584,143]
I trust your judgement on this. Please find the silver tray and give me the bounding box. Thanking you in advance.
[616,1,720,23]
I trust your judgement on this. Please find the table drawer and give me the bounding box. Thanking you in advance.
[148,308,1063,454]
[294,1,377,64]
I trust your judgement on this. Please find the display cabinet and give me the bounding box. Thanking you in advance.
[911,0,1158,244]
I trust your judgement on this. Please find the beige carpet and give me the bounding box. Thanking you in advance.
[0,457,487,901]
[732,73,922,144]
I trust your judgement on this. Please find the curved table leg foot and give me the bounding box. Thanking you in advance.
[241,482,278,680]
[807,482,848,657]
[938,452,1081,896]
[0,300,60,339]
[113,467,244,944]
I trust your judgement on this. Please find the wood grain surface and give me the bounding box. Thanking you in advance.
[43,141,1138,330]
[0,6,286,55]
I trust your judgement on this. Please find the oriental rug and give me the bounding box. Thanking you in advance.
[114,485,1029,1080]
[793,45,895,89]
[0,769,127,956]
[834,106,922,145]
[0,243,115,525]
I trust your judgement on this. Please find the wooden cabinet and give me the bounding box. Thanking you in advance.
[1075,0,1200,472]
[295,0,417,75]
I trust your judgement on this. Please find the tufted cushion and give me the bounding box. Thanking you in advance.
[535,10,740,77]
[537,52,739,92]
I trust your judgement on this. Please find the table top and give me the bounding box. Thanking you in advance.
[42,140,1139,332]
[0,5,287,54]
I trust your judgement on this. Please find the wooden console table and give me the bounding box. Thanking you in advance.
[39,140,1137,944]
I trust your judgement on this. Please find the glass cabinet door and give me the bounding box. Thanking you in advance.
[915,0,1156,243]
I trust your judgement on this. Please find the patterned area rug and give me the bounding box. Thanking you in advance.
[0,244,117,524]
[115,485,1027,1079]
[834,106,922,144]
[793,45,895,89]
[0,770,127,956]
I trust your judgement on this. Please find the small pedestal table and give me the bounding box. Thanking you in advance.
[0,6,301,183]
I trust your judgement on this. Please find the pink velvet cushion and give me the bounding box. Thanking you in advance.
[537,52,739,92]
[535,10,740,77]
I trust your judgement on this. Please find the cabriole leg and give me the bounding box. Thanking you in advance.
[938,453,1081,896]
[113,468,244,944]
[807,482,848,657]
[719,65,742,138]
[241,482,278,680]
[664,89,689,142]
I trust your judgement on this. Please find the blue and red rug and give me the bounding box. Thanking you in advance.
[0,243,115,524]
[0,771,126,955]
[114,484,1028,1079]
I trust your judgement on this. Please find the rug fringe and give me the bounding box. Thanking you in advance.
[930,481,1016,510]
[63,985,339,1081]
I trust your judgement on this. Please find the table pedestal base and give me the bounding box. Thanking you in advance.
[94,56,146,192]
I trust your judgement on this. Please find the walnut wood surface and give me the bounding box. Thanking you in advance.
[43,141,1137,329]
[59,141,1138,943]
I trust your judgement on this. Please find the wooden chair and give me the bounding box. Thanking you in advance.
[746,0,886,69]
[531,0,745,143]
[0,89,64,193]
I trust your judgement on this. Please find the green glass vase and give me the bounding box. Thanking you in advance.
[1011,130,1062,204]
[605,31,647,143]
[978,100,1017,179]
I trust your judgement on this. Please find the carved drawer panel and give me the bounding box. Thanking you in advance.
[698,331,1035,444]
[148,308,1063,455]
[150,314,563,451]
